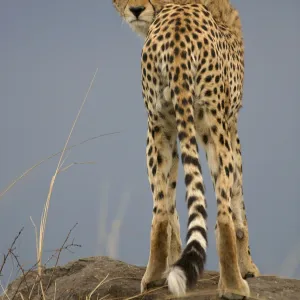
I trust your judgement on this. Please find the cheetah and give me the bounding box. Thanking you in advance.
[112,0,260,298]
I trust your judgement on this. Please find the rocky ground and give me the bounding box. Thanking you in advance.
[2,256,300,300]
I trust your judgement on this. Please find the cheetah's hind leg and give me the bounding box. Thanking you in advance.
[229,122,260,279]
[201,109,250,299]
[141,124,178,292]
[167,141,182,266]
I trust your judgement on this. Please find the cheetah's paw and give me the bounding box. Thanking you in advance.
[218,277,250,300]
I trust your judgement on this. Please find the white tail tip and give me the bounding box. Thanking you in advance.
[167,266,187,296]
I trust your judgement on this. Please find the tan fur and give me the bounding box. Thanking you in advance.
[112,1,259,299]
[164,0,242,37]
[113,0,242,37]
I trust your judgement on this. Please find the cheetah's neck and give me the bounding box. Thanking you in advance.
[164,0,242,38]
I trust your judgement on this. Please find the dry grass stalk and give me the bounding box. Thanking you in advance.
[0,228,24,276]
[86,273,109,300]
[37,68,98,276]
[39,280,46,300]
[0,281,11,300]
[0,224,80,300]
[18,292,25,300]
[0,131,119,201]
[124,285,167,300]
[53,281,57,300]
[44,223,80,292]
[8,251,30,294]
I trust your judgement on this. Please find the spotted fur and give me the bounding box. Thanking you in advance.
[112,0,260,298]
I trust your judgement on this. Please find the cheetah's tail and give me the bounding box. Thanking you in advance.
[167,221,207,295]
[166,55,208,296]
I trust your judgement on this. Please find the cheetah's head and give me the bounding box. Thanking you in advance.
[112,0,164,37]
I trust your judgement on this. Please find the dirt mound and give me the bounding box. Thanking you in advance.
[2,256,300,300]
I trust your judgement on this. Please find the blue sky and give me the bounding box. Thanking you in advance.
[1,0,300,285]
